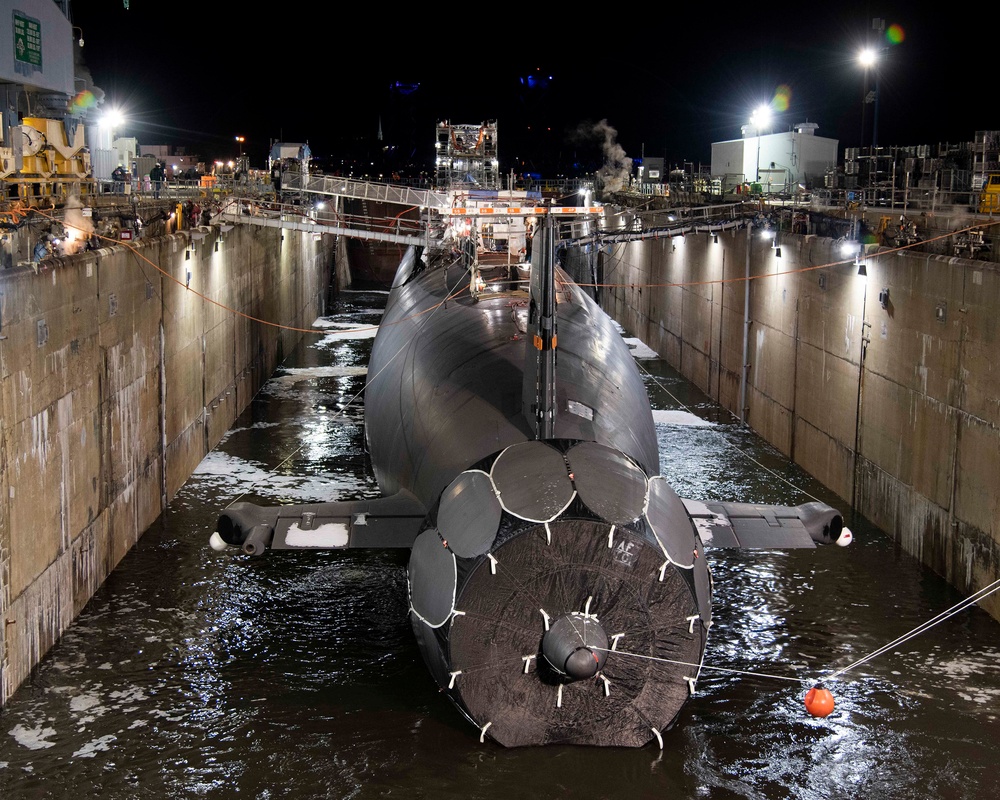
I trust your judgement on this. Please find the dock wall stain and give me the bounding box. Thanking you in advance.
[590,222,1000,620]
[0,225,333,703]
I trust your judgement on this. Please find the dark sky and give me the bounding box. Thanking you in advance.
[68,2,981,174]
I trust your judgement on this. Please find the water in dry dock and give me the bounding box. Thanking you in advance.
[2,288,999,799]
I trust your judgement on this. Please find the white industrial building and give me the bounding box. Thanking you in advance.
[711,122,838,194]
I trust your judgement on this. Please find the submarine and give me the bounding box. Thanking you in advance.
[211,211,852,748]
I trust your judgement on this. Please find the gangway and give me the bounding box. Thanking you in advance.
[214,174,605,250]
[284,171,452,212]
[215,197,431,247]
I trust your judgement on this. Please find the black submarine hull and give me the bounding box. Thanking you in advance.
[366,245,712,746]
[214,234,849,748]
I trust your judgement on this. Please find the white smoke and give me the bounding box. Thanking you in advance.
[592,120,633,194]
[61,195,95,254]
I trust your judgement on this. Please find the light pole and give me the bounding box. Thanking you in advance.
[749,105,771,191]
[859,18,885,194]
[870,18,884,151]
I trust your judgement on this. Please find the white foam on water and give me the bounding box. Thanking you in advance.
[316,327,380,344]
[72,735,116,759]
[191,450,369,502]
[271,366,369,384]
[109,687,147,704]
[311,312,384,328]
[221,422,282,440]
[623,337,659,359]
[653,409,714,427]
[69,694,100,713]
[8,724,57,750]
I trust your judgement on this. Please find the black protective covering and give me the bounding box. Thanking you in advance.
[437,471,502,558]
[566,441,647,524]
[491,441,575,522]
[409,529,457,627]
[647,478,700,568]
[446,518,704,747]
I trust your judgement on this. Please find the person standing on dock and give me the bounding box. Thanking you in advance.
[271,161,282,202]
[150,163,165,199]
[112,165,126,194]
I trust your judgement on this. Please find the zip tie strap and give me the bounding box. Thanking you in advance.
[601,675,611,697]
[540,608,551,631]
[523,654,536,673]
[479,722,492,743]
[487,553,498,575]
[448,671,462,689]
[687,614,699,634]
[651,728,663,750]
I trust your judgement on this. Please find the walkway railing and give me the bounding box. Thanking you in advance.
[284,172,451,211]
[214,198,430,246]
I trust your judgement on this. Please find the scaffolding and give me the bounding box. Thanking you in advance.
[973,130,1000,193]
[434,121,499,190]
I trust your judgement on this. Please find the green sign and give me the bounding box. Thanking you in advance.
[13,13,42,68]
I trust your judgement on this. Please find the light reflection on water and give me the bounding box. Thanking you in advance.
[2,289,999,799]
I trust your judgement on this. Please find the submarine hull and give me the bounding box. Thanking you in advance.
[367,246,711,746]
[214,234,847,747]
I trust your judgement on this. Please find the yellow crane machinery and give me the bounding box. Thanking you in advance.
[979,173,1000,213]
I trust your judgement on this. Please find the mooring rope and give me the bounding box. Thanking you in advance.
[823,576,1000,682]
[223,256,468,508]
[591,647,804,684]
[430,576,1000,699]
[634,358,822,503]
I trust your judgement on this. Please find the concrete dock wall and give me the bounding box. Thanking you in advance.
[0,225,333,703]
[591,223,999,617]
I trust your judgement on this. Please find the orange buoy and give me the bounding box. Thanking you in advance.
[804,685,835,717]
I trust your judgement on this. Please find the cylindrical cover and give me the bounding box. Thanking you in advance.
[445,518,705,747]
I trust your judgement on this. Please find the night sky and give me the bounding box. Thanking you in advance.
[68,2,981,176]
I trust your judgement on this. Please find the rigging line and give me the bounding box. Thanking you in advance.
[576,220,1000,292]
[29,207,450,337]
[718,443,823,504]
[488,558,548,618]
[591,647,805,684]
[824,577,1000,682]
[598,240,633,284]
[633,358,823,505]
[33,208,326,334]
[223,264,469,509]
[443,653,538,677]
[633,357,689,411]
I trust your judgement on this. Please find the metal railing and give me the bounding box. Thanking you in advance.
[215,197,430,246]
[285,172,451,211]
